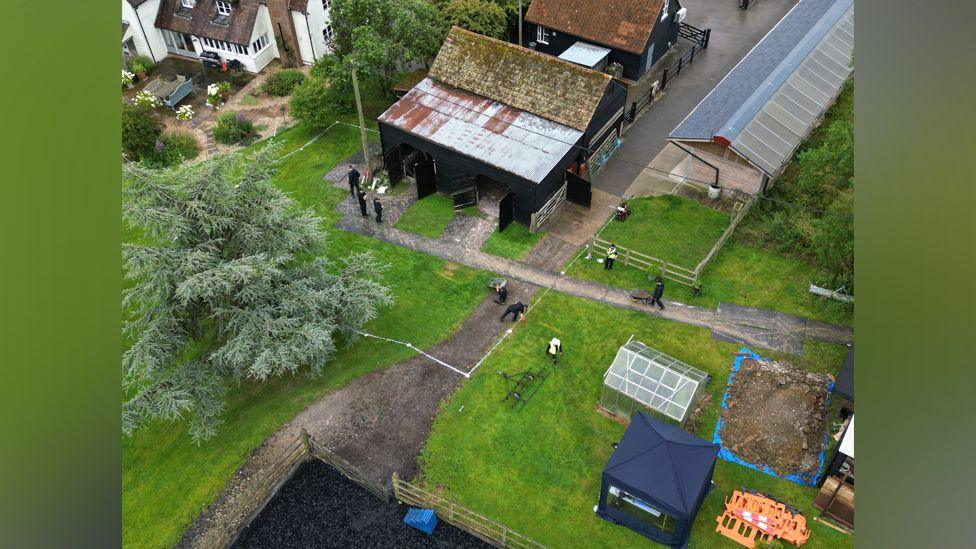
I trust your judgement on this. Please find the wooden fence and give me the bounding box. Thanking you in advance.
[304,430,392,502]
[529,182,566,233]
[210,432,309,548]
[589,196,755,287]
[392,474,546,549]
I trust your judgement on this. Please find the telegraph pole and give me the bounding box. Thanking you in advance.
[518,0,523,47]
[351,67,371,179]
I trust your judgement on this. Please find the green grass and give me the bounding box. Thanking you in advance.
[420,292,852,548]
[566,238,853,326]
[395,194,457,238]
[598,195,729,268]
[122,123,492,548]
[240,94,258,106]
[480,223,542,260]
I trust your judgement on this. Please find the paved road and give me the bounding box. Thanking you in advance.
[594,0,799,196]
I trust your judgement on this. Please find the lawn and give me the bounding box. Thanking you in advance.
[419,292,852,548]
[394,193,458,238]
[598,195,730,268]
[566,238,854,326]
[122,123,492,548]
[480,223,542,260]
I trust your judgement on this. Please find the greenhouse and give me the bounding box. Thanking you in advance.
[600,340,708,426]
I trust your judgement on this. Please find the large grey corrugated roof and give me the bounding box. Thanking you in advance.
[669,0,853,175]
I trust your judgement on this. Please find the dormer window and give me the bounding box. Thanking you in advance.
[216,1,232,15]
[662,0,670,21]
[181,0,195,8]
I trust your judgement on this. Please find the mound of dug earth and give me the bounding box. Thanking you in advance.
[719,358,832,479]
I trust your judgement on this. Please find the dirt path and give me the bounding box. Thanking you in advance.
[178,282,540,548]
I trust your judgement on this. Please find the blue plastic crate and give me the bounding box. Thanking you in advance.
[403,507,438,535]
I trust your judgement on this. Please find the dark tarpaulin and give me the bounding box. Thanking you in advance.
[835,346,854,400]
[596,412,718,547]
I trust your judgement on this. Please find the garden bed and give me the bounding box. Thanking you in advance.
[716,353,833,484]
[233,460,488,548]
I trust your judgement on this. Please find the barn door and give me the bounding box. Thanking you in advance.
[386,146,403,184]
[415,159,437,199]
[498,191,514,232]
[566,171,592,208]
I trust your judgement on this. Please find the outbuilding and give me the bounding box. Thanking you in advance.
[524,0,685,81]
[596,411,718,547]
[667,0,853,195]
[378,27,627,227]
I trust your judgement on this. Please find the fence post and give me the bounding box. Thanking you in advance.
[661,68,669,89]
[704,28,711,48]
[677,57,683,75]
[689,45,696,64]
[624,248,631,267]
[629,101,636,122]
[300,427,311,456]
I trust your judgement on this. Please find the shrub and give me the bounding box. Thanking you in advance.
[262,69,307,96]
[127,55,155,75]
[142,131,201,168]
[438,0,508,39]
[206,81,233,108]
[122,70,135,87]
[133,90,161,109]
[176,104,194,122]
[122,103,161,161]
[290,68,354,129]
[212,111,256,145]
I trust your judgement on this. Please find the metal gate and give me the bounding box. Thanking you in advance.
[566,171,592,208]
[415,159,437,199]
[498,191,514,232]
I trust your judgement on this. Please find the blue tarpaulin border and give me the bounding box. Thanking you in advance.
[712,348,834,487]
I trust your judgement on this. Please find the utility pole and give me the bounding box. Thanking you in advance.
[518,0,523,47]
[351,67,371,180]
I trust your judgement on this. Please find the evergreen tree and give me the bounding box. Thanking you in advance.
[122,144,393,441]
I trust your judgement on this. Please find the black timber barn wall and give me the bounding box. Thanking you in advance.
[584,80,627,149]
[524,0,681,80]
[379,122,583,225]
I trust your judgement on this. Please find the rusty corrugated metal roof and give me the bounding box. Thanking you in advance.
[379,78,582,184]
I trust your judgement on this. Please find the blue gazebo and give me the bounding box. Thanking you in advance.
[595,412,719,547]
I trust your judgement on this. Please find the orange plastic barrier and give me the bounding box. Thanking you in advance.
[715,490,810,547]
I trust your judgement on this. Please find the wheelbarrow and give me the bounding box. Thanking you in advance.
[488,278,507,290]
[629,288,651,305]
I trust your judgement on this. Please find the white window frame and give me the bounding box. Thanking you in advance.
[251,32,270,54]
[322,0,331,11]
[181,0,196,8]
[216,1,232,16]
[323,23,334,43]
[662,0,670,21]
[536,26,550,45]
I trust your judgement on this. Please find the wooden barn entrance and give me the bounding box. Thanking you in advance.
[566,171,592,208]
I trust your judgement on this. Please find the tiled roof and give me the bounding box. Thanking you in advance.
[525,0,666,54]
[428,27,610,132]
[127,0,152,7]
[288,0,309,12]
[155,0,261,45]
[379,78,582,184]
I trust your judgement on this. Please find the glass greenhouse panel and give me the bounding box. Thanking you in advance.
[601,341,708,425]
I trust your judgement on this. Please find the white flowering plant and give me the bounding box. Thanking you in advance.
[176,104,195,122]
[134,90,162,108]
[122,70,135,86]
[206,81,232,108]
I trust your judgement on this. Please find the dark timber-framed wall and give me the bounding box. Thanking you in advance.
[524,0,682,81]
[379,121,585,225]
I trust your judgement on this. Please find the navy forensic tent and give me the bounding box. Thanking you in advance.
[596,412,719,547]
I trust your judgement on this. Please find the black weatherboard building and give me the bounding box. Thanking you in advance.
[378,27,626,226]
[524,0,684,81]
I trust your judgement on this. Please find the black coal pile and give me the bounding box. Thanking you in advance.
[233,460,489,548]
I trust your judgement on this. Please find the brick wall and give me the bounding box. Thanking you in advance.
[265,0,300,67]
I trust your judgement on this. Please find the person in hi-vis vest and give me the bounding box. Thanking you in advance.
[546,337,563,366]
[604,244,618,270]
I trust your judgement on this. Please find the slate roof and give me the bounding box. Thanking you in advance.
[428,27,611,132]
[525,0,667,54]
[669,0,854,176]
[156,0,261,45]
[378,78,582,184]
[127,0,152,7]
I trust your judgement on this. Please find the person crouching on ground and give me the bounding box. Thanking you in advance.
[604,244,618,270]
[494,284,508,304]
[500,301,526,322]
[546,337,563,366]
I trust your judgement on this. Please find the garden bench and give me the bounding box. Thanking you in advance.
[144,75,194,109]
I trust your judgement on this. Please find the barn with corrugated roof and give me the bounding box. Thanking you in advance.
[378,27,627,226]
